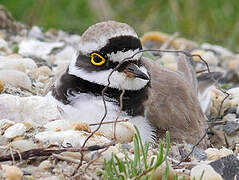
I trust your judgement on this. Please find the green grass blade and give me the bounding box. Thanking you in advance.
[149,156,156,168]
[162,161,169,180]
[162,131,170,162]
[155,140,164,167]
[114,154,127,176]
[173,173,179,180]
[199,170,205,180]
[134,125,148,169]
[133,133,140,168]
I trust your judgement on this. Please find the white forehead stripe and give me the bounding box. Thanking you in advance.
[68,66,149,90]
[79,21,138,54]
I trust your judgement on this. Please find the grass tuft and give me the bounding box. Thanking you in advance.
[101,126,173,180]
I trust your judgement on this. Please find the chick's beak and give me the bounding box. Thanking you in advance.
[123,63,149,80]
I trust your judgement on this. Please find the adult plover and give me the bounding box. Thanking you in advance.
[47,21,208,146]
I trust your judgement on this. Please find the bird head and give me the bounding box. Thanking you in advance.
[68,21,150,90]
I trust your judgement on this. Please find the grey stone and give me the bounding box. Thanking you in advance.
[223,121,239,135]
[189,145,207,161]
[209,154,239,180]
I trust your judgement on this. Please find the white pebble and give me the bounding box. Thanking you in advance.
[192,49,219,65]
[0,55,37,74]
[44,119,74,131]
[227,87,239,98]
[38,160,52,171]
[30,66,53,82]
[35,130,110,147]
[28,26,45,39]
[100,122,135,143]
[0,38,9,53]
[157,53,177,65]
[2,165,23,180]
[19,39,64,59]
[11,139,38,152]
[100,146,124,162]
[0,119,15,128]
[4,123,27,139]
[0,70,32,89]
[190,163,223,180]
[0,94,61,125]
[150,161,175,180]
[201,43,233,57]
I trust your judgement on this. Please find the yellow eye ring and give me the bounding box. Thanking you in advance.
[90,52,106,66]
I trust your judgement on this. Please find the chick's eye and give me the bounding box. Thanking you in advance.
[91,53,106,66]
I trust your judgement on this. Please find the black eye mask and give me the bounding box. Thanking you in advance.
[75,35,142,72]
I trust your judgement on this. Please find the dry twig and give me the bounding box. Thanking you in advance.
[89,119,128,126]
[0,143,113,162]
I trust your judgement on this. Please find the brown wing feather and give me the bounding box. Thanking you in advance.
[142,57,208,147]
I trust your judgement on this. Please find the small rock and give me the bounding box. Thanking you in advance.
[0,55,37,74]
[0,94,61,125]
[191,49,219,66]
[19,39,64,59]
[223,121,239,135]
[210,125,228,148]
[0,119,15,132]
[157,53,177,69]
[228,59,239,71]
[28,26,45,39]
[0,135,8,146]
[209,154,239,180]
[205,148,220,161]
[223,107,239,118]
[35,130,110,147]
[0,38,9,53]
[44,119,74,131]
[3,123,27,139]
[1,84,33,97]
[22,121,33,130]
[205,147,233,161]
[11,139,38,152]
[141,31,197,50]
[150,161,175,180]
[224,131,239,150]
[30,66,53,83]
[227,87,239,97]
[91,146,124,163]
[100,122,135,143]
[191,163,223,180]
[2,165,23,180]
[190,145,207,161]
[0,70,32,89]
[201,43,233,57]
[38,160,52,171]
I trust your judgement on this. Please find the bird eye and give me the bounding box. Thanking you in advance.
[90,53,106,66]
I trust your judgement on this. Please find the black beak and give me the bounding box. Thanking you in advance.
[123,63,149,80]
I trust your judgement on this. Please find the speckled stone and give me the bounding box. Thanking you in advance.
[209,154,239,180]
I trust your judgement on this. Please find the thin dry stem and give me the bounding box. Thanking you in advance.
[89,119,128,126]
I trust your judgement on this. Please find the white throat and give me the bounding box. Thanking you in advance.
[68,65,149,90]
